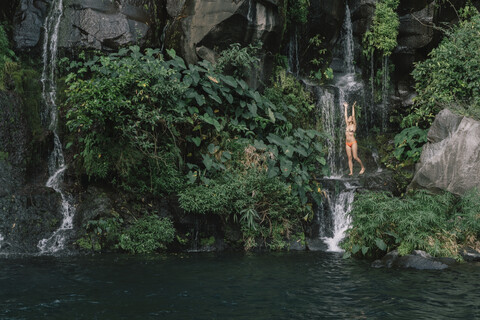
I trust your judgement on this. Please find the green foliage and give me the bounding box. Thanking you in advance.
[65,45,328,251]
[407,7,480,127]
[0,25,17,90]
[79,213,175,254]
[306,35,333,82]
[118,215,175,254]
[454,188,480,243]
[341,189,480,259]
[0,151,8,161]
[80,215,124,252]
[393,126,428,163]
[65,46,328,207]
[362,0,400,58]
[179,168,305,250]
[215,42,261,79]
[285,0,310,25]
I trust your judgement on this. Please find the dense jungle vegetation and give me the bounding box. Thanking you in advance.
[62,46,326,252]
[342,4,480,260]
[1,1,479,257]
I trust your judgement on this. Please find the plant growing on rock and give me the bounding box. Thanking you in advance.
[406,6,480,127]
[64,44,328,251]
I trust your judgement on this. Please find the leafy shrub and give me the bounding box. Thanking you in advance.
[363,0,400,58]
[406,6,480,127]
[179,168,305,250]
[215,42,261,79]
[285,0,310,25]
[118,215,175,254]
[454,188,480,244]
[0,25,17,90]
[341,190,458,258]
[64,46,327,207]
[392,126,428,163]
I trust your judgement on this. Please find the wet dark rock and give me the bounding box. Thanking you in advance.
[460,247,480,262]
[13,0,50,50]
[409,109,480,196]
[14,0,153,51]
[0,186,63,254]
[306,238,328,251]
[74,186,113,229]
[58,0,152,51]
[287,239,306,251]
[372,250,450,270]
[165,0,283,76]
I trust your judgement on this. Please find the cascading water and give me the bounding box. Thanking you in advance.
[321,186,355,252]
[381,55,389,131]
[37,0,75,254]
[313,3,364,251]
[343,4,355,74]
[287,27,300,76]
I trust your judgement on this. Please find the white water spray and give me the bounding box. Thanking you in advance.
[287,27,299,76]
[315,3,362,250]
[343,4,355,74]
[37,0,75,254]
[322,188,355,252]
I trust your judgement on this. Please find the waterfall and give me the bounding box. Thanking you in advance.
[371,149,383,173]
[312,3,366,250]
[0,233,4,250]
[321,187,355,252]
[381,55,389,131]
[343,4,355,74]
[247,0,255,23]
[287,27,299,76]
[37,0,75,254]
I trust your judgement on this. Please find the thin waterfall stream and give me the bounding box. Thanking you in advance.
[37,0,75,254]
[313,3,364,251]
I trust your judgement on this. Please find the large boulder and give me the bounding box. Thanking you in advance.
[58,0,152,51]
[165,0,283,65]
[13,0,51,50]
[372,250,452,270]
[409,109,480,196]
[14,0,153,51]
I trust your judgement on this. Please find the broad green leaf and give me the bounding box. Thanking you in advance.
[253,139,267,150]
[267,134,285,147]
[195,93,206,106]
[247,102,257,116]
[202,154,213,170]
[375,238,387,251]
[352,244,361,254]
[191,137,201,147]
[209,93,222,104]
[166,48,176,59]
[268,108,275,123]
[284,145,294,158]
[280,158,293,177]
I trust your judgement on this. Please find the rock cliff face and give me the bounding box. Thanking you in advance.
[0,92,62,253]
[410,109,480,196]
[14,0,153,51]
[7,0,480,253]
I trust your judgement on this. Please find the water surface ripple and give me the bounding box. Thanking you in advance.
[1,252,479,319]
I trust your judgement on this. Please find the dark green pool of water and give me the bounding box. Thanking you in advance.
[1,251,479,319]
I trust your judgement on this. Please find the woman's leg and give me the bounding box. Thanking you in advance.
[346,144,353,175]
[352,142,365,174]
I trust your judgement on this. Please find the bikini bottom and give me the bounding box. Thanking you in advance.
[346,141,357,148]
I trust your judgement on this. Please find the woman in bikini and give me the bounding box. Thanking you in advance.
[344,101,365,176]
